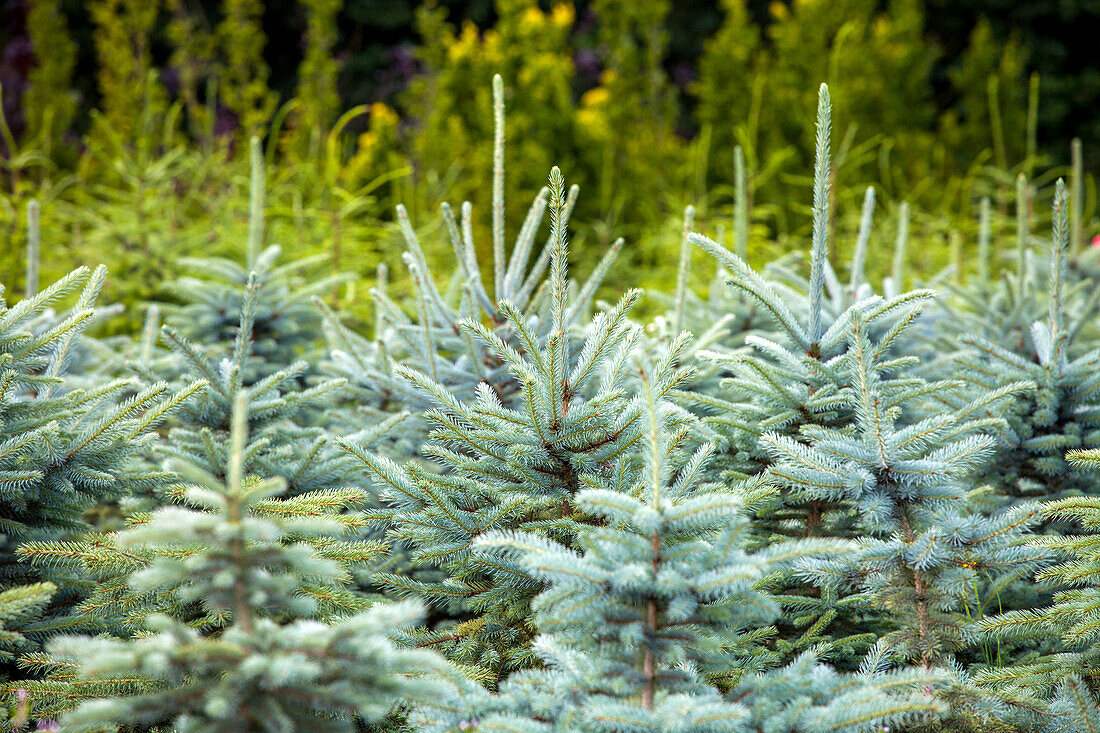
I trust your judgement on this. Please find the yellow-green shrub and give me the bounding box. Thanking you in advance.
[23,0,78,159]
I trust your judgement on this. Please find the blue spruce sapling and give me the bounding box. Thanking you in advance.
[45,393,443,732]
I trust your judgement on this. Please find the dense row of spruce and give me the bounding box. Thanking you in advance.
[2,78,1100,732]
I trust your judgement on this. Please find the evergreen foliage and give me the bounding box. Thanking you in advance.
[295,0,343,140]
[344,163,651,681]
[3,68,1100,733]
[22,0,77,151]
[0,265,199,639]
[785,315,1040,657]
[683,87,937,488]
[217,0,278,138]
[777,315,1052,728]
[935,180,1100,507]
[8,0,1089,330]
[971,448,1100,729]
[46,393,441,732]
[161,246,332,383]
[679,87,938,663]
[9,168,380,719]
[158,138,343,384]
[146,275,347,493]
[86,0,165,142]
[320,76,624,441]
[0,582,54,666]
[410,359,944,732]
[17,272,374,643]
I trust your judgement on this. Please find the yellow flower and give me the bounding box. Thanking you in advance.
[369,102,398,128]
[447,22,481,62]
[519,6,545,31]
[581,86,610,109]
[550,3,575,28]
[357,131,377,152]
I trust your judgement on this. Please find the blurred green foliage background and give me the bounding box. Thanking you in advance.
[0,0,1096,330]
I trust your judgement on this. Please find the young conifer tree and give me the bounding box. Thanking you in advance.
[934,184,1023,341]
[932,175,1100,369]
[18,274,381,641]
[164,243,332,382]
[147,274,351,495]
[161,137,343,385]
[134,135,381,521]
[682,86,935,497]
[934,181,1100,508]
[319,75,625,444]
[16,145,379,646]
[16,201,136,393]
[680,86,933,663]
[650,204,748,347]
[344,166,662,682]
[0,265,200,653]
[410,355,945,733]
[972,448,1100,729]
[44,393,442,732]
[777,315,1050,729]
